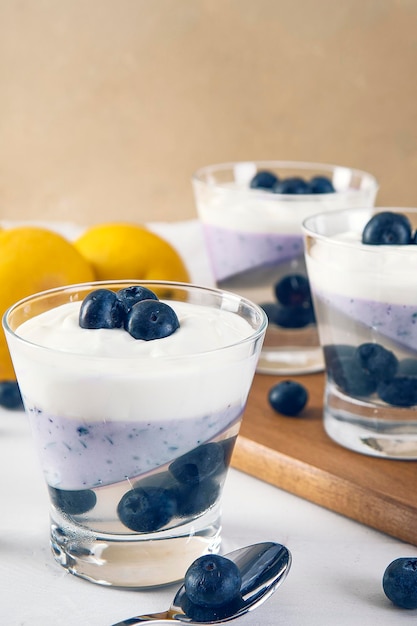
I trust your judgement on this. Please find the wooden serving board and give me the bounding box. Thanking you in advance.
[231,372,417,546]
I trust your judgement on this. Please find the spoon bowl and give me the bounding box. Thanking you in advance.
[111,541,291,624]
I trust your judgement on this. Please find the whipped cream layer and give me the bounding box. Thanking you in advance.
[306,230,417,351]
[195,183,373,235]
[306,232,417,305]
[11,299,260,422]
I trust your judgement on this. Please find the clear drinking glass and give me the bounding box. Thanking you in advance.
[303,208,417,459]
[3,280,267,587]
[192,161,378,375]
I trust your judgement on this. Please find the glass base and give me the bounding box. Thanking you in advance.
[257,346,324,375]
[324,383,417,460]
[50,506,222,588]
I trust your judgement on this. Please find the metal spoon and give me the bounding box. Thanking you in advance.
[111,541,291,625]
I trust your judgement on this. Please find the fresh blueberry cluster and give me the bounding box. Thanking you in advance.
[383,557,417,609]
[181,553,243,622]
[362,211,417,245]
[250,170,335,194]
[324,342,417,407]
[268,380,308,417]
[117,440,233,532]
[79,286,180,340]
[50,438,235,533]
[261,274,316,329]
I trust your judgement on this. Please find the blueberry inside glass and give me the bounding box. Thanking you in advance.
[4,281,266,586]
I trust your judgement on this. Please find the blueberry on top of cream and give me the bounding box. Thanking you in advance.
[79,286,179,340]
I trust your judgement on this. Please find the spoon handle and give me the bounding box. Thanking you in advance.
[111,611,173,624]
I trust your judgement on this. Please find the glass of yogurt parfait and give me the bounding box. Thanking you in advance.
[303,207,417,459]
[192,161,378,375]
[3,280,267,588]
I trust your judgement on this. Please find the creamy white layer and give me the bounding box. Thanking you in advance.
[306,232,417,305]
[195,184,372,234]
[10,299,259,422]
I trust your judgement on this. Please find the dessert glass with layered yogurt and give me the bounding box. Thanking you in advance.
[303,208,417,459]
[3,280,267,587]
[192,161,378,375]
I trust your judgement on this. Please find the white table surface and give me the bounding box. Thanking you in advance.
[1,407,416,626]
[1,220,417,624]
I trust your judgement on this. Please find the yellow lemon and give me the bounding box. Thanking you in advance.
[0,226,95,380]
[74,223,190,283]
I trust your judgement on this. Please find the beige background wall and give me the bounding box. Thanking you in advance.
[0,0,416,225]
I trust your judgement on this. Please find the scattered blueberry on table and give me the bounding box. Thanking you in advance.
[383,557,417,609]
[0,381,24,410]
[79,286,179,340]
[268,380,308,417]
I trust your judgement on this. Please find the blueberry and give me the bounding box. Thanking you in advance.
[175,479,220,517]
[0,381,24,410]
[219,436,237,468]
[134,470,178,492]
[377,376,417,407]
[309,175,335,194]
[323,343,356,368]
[274,274,312,308]
[274,176,311,194]
[249,170,279,190]
[398,358,417,376]
[116,286,158,316]
[125,299,180,340]
[273,304,315,328]
[362,212,412,245]
[169,443,226,486]
[184,554,242,609]
[353,343,398,383]
[259,302,281,323]
[268,380,308,416]
[330,355,377,397]
[117,486,177,532]
[383,557,417,609]
[79,288,124,329]
[180,593,242,622]
[48,486,97,515]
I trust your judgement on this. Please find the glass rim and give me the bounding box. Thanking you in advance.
[192,159,379,197]
[3,279,268,361]
[302,206,417,252]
